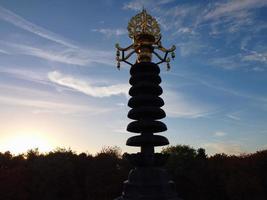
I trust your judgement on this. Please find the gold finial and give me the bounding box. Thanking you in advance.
[127,8,161,42]
[115,9,176,69]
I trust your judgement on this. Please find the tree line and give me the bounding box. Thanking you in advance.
[0,145,266,200]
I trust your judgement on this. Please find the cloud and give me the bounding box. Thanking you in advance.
[252,67,265,72]
[162,90,215,118]
[209,52,267,71]
[226,114,241,121]
[0,6,77,48]
[164,4,199,18]
[48,71,129,98]
[240,47,267,70]
[169,72,267,103]
[123,0,174,11]
[0,48,9,54]
[0,83,112,115]
[156,4,200,32]
[0,67,50,86]
[203,142,243,155]
[123,0,143,11]
[0,95,110,115]
[177,42,205,57]
[112,128,128,134]
[0,6,116,67]
[242,51,267,64]
[197,78,267,103]
[116,102,126,107]
[214,131,227,137]
[200,0,267,35]
[92,28,127,37]
[203,0,267,21]
[208,56,245,70]
[175,27,194,34]
[0,41,114,66]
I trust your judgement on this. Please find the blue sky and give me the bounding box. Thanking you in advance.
[0,0,267,155]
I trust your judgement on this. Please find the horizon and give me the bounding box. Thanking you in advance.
[0,0,267,156]
[1,144,267,157]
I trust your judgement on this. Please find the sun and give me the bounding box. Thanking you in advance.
[1,132,54,155]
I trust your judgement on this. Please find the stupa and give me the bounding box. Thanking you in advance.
[115,9,180,200]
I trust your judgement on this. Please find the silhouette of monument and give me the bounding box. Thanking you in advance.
[115,9,180,200]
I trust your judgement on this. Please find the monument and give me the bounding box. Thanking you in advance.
[115,9,180,200]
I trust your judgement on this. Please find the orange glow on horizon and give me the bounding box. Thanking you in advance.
[0,131,54,155]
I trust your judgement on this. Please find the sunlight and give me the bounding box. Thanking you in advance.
[1,132,54,154]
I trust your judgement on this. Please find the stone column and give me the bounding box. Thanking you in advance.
[116,62,180,200]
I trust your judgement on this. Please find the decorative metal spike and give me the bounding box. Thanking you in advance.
[171,52,175,60]
[167,62,170,71]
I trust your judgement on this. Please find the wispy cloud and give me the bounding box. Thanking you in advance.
[0,95,110,115]
[123,0,174,11]
[177,41,205,57]
[203,142,244,155]
[203,0,267,21]
[92,28,127,37]
[162,90,215,118]
[169,72,267,104]
[154,4,201,33]
[209,52,267,71]
[0,6,77,48]
[0,6,115,67]
[48,71,129,98]
[203,77,267,103]
[208,55,247,70]
[241,48,267,65]
[200,0,267,36]
[226,114,241,121]
[0,67,49,85]
[0,41,114,66]
[0,83,115,115]
[214,131,227,137]
[0,48,9,54]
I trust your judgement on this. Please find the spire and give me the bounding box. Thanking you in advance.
[115,9,176,70]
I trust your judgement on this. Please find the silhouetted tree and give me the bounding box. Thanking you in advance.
[0,146,266,200]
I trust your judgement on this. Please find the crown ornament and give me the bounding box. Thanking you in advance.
[127,8,161,41]
[115,9,176,70]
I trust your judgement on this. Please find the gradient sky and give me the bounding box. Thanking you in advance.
[0,0,267,155]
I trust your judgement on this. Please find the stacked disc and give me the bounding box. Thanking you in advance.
[126,62,169,148]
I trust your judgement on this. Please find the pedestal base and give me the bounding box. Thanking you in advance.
[115,167,181,200]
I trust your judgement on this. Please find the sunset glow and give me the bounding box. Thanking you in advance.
[1,132,54,154]
[0,1,267,155]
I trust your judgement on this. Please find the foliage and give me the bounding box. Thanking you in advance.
[0,146,266,200]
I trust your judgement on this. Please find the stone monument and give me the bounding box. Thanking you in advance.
[115,9,180,200]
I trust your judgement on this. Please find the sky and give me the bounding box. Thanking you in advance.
[0,0,267,155]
